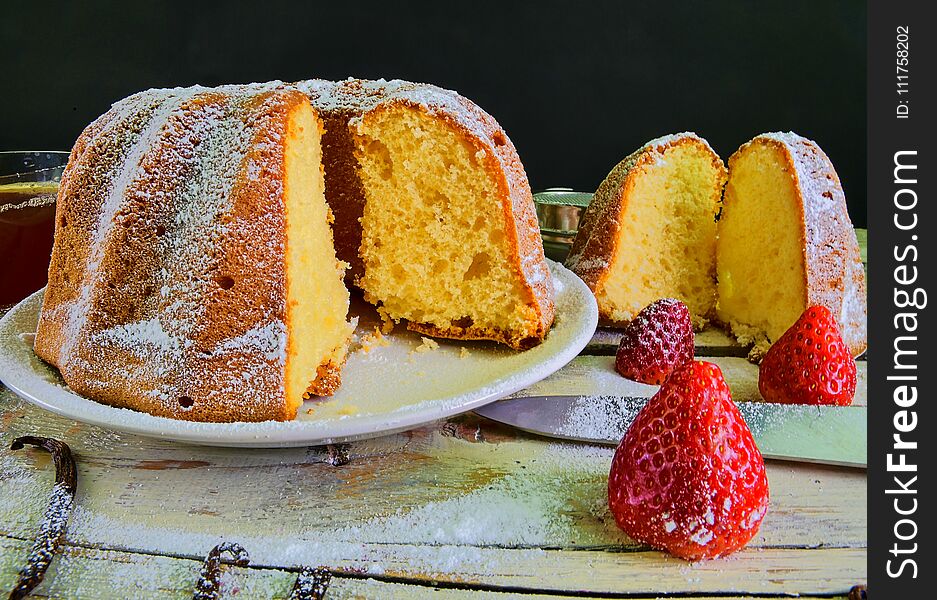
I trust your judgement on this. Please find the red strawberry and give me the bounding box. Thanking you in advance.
[615,298,694,384]
[608,360,769,560]
[758,306,857,406]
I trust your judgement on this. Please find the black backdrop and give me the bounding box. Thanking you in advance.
[2,1,867,225]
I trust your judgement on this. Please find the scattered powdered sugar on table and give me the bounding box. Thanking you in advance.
[0,451,50,513]
[64,506,549,578]
[340,474,567,546]
[50,437,622,578]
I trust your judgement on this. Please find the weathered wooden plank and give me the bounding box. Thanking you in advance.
[321,545,866,596]
[587,326,745,356]
[508,355,867,407]
[0,533,864,598]
[0,535,858,599]
[588,325,868,361]
[0,536,599,599]
[2,386,865,573]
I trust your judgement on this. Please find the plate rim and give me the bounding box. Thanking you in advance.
[0,260,597,447]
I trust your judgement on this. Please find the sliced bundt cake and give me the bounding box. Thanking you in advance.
[566,133,727,329]
[715,132,867,359]
[35,83,354,422]
[301,79,555,350]
[36,78,558,423]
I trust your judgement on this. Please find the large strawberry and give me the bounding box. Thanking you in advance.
[615,298,694,385]
[758,305,857,405]
[608,360,769,560]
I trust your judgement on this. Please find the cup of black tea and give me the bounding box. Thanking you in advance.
[0,151,69,309]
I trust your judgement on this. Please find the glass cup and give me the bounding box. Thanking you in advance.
[0,151,69,309]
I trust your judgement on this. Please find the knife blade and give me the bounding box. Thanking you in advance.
[475,395,866,468]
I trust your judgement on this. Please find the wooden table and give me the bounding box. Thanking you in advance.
[0,234,868,599]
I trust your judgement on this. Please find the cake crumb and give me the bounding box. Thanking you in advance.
[413,337,439,354]
[459,347,471,359]
[337,405,359,416]
[359,326,390,353]
[305,408,316,415]
[377,307,396,334]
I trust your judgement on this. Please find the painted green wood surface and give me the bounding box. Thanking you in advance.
[1,384,866,597]
[509,355,867,407]
[0,232,868,597]
[0,536,850,600]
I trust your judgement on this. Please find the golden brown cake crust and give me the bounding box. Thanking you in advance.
[566,133,726,327]
[724,133,867,357]
[35,84,340,423]
[300,78,555,349]
[305,355,344,397]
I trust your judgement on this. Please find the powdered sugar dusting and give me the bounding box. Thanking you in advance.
[95,318,181,355]
[35,83,316,421]
[564,255,608,272]
[561,395,645,443]
[58,89,189,360]
[300,78,491,147]
[214,321,286,363]
[644,132,716,159]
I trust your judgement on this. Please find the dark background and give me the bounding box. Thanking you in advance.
[2,1,867,225]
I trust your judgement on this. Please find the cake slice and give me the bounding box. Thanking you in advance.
[302,79,555,350]
[566,133,727,329]
[35,84,354,422]
[715,132,867,359]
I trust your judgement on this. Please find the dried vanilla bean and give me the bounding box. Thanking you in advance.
[192,542,250,600]
[848,584,868,600]
[8,436,78,600]
[289,566,332,600]
[325,444,349,467]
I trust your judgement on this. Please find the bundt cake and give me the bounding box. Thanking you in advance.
[300,78,555,350]
[715,132,867,359]
[35,78,557,422]
[34,83,355,422]
[566,133,726,329]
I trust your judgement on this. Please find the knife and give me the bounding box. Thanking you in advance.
[475,395,866,468]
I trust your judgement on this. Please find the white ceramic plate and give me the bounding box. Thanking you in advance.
[0,261,597,447]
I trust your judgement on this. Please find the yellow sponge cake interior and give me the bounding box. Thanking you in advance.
[283,102,354,416]
[567,133,726,329]
[715,138,806,350]
[715,132,867,359]
[352,104,549,349]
